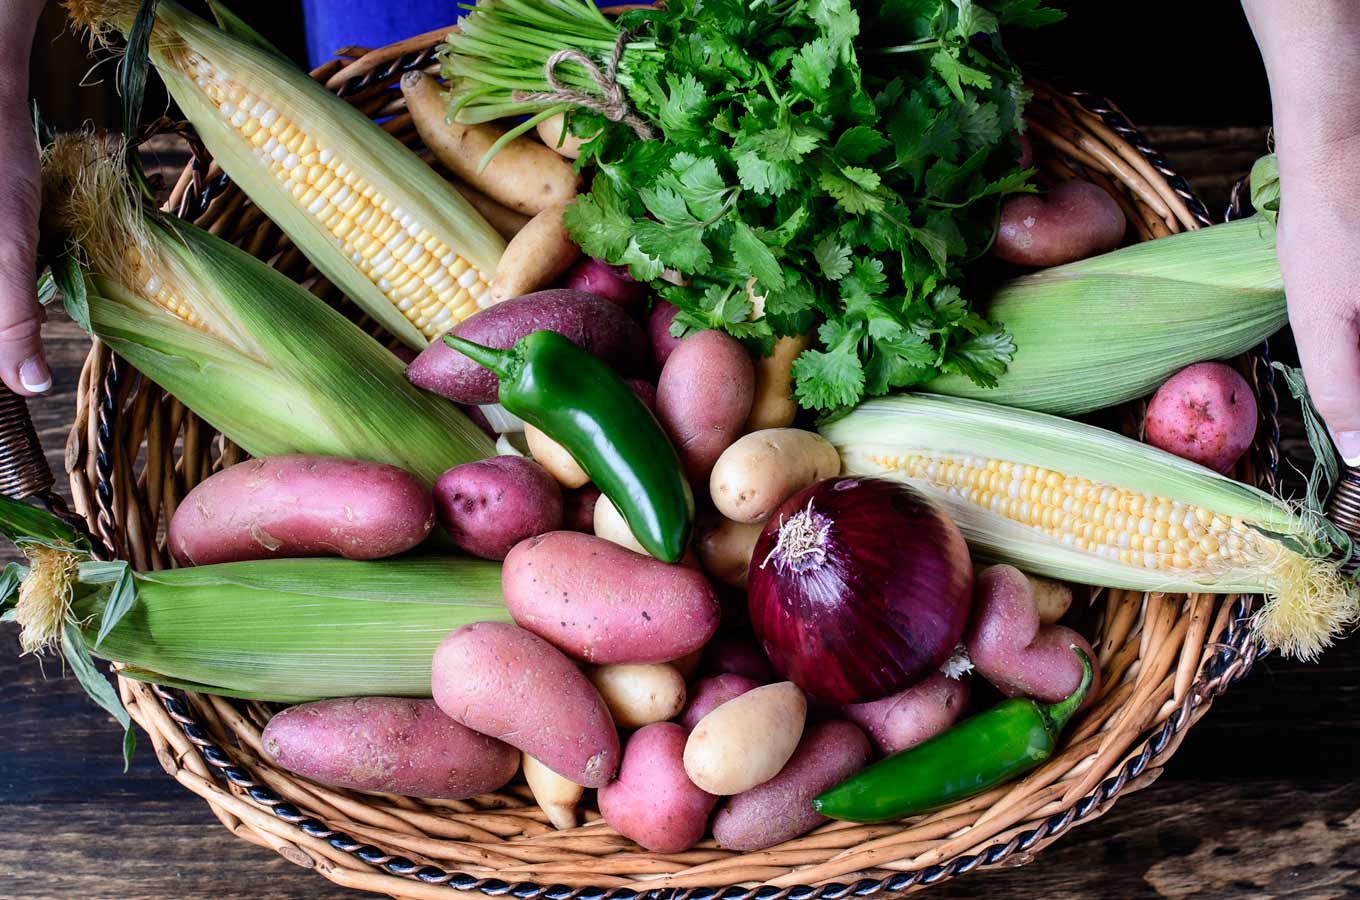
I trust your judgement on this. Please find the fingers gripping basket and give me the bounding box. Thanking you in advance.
[1,28,1336,900]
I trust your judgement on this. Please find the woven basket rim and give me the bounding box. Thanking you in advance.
[56,30,1283,900]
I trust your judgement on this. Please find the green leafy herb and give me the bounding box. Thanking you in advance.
[442,0,1061,411]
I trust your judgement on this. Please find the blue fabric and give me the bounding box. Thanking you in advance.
[303,0,466,68]
[303,1,615,68]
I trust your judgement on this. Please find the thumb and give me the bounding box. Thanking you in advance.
[1289,294,1360,466]
[0,114,47,397]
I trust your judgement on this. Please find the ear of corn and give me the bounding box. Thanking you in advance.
[41,133,494,485]
[3,551,507,702]
[822,393,1358,660]
[66,0,506,347]
[925,217,1288,415]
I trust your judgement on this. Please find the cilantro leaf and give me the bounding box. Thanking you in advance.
[818,165,886,214]
[834,125,890,165]
[813,235,852,280]
[731,221,786,291]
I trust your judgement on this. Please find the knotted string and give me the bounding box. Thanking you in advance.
[513,31,657,140]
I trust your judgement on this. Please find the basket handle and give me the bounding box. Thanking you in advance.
[0,382,55,500]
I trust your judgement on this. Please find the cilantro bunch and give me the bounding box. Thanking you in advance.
[441,0,1063,411]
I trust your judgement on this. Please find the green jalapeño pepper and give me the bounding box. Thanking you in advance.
[814,649,1094,823]
[444,330,694,562]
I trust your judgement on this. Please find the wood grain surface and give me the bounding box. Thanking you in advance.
[3,128,1356,900]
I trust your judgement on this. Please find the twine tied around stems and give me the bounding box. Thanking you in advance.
[513,31,657,140]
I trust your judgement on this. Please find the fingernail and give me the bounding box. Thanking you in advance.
[18,356,51,394]
[1334,430,1360,467]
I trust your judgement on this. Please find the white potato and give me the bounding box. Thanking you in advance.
[522,752,584,831]
[589,663,687,729]
[593,493,647,555]
[525,424,589,489]
[709,429,841,523]
[694,514,764,588]
[683,681,806,795]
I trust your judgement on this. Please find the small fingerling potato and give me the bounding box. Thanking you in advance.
[261,697,519,799]
[535,112,598,161]
[683,681,806,795]
[451,180,530,240]
[168,455,433,566]
[1030,573,1074,625]
[490,202,582,304]
[709,428,841,524]
[523,752,585,830]
[589,663,687,728]
[840,672,970,755]
[993,179,1126,267]
[677,673,760,731]
[525,423,590,489]
[402,71,581,215]
[965,565,1101,705]
[593,493,647,555]
[712,719,871,850]
[694,512,764,588]
[745,334,811,432]
[432,622,620,787]
[656,330,755,484]
[598,722,718,853]
[503,531,721,664]
[433,456,562,560]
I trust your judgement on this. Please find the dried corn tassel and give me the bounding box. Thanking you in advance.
[823,393,1358,659]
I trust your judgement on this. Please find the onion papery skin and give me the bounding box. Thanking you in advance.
[748,477,974,704]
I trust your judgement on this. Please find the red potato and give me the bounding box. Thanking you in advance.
[562,484,602,532]
[625,378,657,413]
[648,301,685,367]
[406,290,648,405]
[433,457,562,560]
[678,673,760,731]
[993,179,1126,267]
[562,257,646,307]
[503,531,721,664]
[699,636,773,684]
[712,720,871,851]
[168,455,433,566]
[1144,362,1258,474]
[840,672,970,755]
[432,622,620,787]
[598,723,718,853]
[965,565,1101,705]
[656,331,755,484]
[261,698,519,799]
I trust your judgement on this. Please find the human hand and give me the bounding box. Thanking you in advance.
[0,0,49,396]
[1274,159,1360,466]
[0,94,47,396]
[1243,0,1360,466]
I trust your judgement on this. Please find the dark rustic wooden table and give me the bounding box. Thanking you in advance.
[2,128,1357,900]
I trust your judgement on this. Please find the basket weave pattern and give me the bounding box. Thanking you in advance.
[59,30,1280,899]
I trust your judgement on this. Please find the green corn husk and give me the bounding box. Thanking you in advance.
[0,495,507,702]
[926,215,1288,415]
[41,134,494,485]
[4,553,506,702]
[66,0,506,348]
[823,392,1358,660]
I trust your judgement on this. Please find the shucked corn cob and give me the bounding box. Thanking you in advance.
[66,0,506,347]
[41,133,494,484]
[822,393,1358,660]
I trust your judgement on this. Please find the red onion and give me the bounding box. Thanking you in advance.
[748,477,974,704]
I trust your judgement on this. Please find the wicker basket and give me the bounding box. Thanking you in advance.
[4,25,1346,900]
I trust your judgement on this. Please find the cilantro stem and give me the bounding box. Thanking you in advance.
[872,39,943,54]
